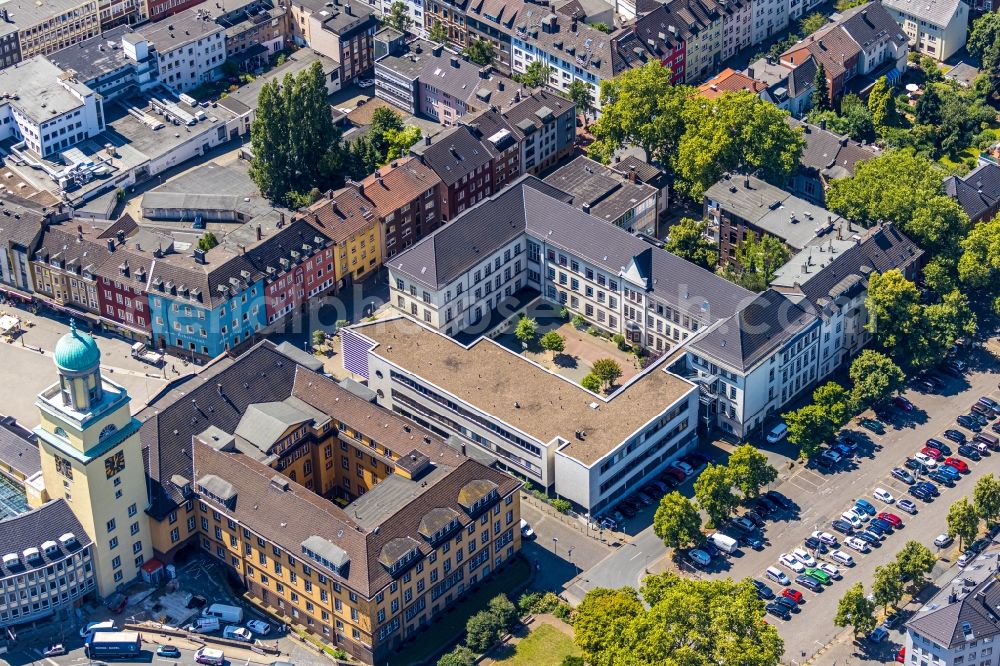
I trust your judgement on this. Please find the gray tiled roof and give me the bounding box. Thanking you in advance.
[512,9,627,79]
[0,417,40,478]
[882,0,963,27]
[790,118,876,180]
[687,289,817,371]
[0,500,91,572]
[543,155,658,223]
[907,577,1000,648]
[418,125,494,187]
[836,2,907,51]
[944,162,1000,222]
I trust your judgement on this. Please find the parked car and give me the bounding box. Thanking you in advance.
[845,537,870,552]
[520,519,535,539]
[744,510,765,527]
[43,645,67,658]
[892,468,916,484]
[765,602,791,620]
[766,491,794,510]
[779,553,806,573]
[909,485,933,501]
[904,458,929,475]
[877,512,903,527]
[921,445,943,461]
[663,467,686,483]
[803,536,828,554]
[859,418,885,434]
[941,359,967,376]
[959,444,983,460]
[927,438,953,456]
[818,562,841,579]
[970,411,990,427]
[756,497,778,514]
[821,449,842,464]
[833,442,855,457]
[855,531,882,546]
[775,595,799,613]
[792,548,817,567]
[246,620,271,635]
[893,396,915,411]
[897,499,918,514]
[831,550,855,566]
[744,532,766,550]
[945,429,969,444]
[854,498,877,516]
[934,534,954,548]
[897,647,906,663]
[753,580,775,600]
[916,480,939,496]
[937,463,961,481]
[873,488,895,504]
[671,461,695,476]
[869,518,894,533]
[869,627,889,643]
[732,516,757,532]
[980,396,1000,412]
[811,531,838,546]
[928,469,955,486]
[914,451,939,468]
[156,645,182,658]
[945,457,971,474]
[841,511,863,529]
[958,414,983,431]
[805,567,832,585]
[688,549,711,567]
[683,452,709,468]
[356,78,375,88]
[782,587,804,604]
[831,519,855,535]
[796,574,824,592]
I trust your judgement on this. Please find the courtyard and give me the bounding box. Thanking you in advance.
[495,319,645,389]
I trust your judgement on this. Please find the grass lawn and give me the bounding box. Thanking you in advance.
[492,623,581,666]
[393,556,533,666]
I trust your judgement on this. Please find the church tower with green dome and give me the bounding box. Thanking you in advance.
[33,320,152,597]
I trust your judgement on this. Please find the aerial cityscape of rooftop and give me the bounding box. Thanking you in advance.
[0,0,996,662]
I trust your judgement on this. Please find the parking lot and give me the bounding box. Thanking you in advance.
[568,349,1000,663]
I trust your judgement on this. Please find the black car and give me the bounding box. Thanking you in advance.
[753,580,775,600]
[744,510,766,527]
[909,485,933,501]
[957,415,982,432]
[870,517,894,533]
[804,536,829,554]
[855,531,882,546]
[832,519,855,535]
[702,541,722,559]
[816,455,836,470]
[754,499,774,516]
[944,429,968,444]
[796,574,824,592]
[959,444,983,460]
[927,438,953,456]
[970,538,990,554]
[904,458,929,475]
[684,452,709,468]
[892,467,916,485]
[863,522,889,538]
[927,469,956,486]
[970,411,991,427]
[766,491,794,510]
[774,595,799,612]
[993,422,1000,435]
[766,602,791,620]
[916,480,940,496]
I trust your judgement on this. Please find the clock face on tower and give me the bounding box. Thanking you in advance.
[105,451,125,478]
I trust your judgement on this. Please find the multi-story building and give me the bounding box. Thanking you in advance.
[46,26,159,102]
[699,67,767,99]
[0,416,41,488]
[703,173,845,267]
[493,89,575,174]
[882,0,968,60]
[31,221,112,323]
[749,0,789,45]
[0,500,96,627]
[0,57,105,159]
[0,0,100,65]
[414,124,497,221]
[215,0,288,69]
[128,339,523,662]
[544,156,659,236]
[93,221,157,342]
[357,156,443,259]
[0,198,54,300]
[750,54,817,117]
[788,118,877,205]
[719,0,752,61]
[387,176,753,352]
[466,0,527,74]
[304,186,383,288]
[944,161,1000,225]
[32,323,153,595]
[424,0,471,44]
[144,0,205,21]
[146,245,266,358]
[343,315,700,513]
[135,7,226,92]
[300,0,377,84]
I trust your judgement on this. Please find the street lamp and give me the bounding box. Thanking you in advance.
[552,536,558,556]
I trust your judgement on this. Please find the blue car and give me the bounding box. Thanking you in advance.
[916,480,940,497]
[928,469,955,486]
[938,464,960,481]
[854,499,877,516]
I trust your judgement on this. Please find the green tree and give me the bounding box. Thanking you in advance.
[812,62,830,111]
[968,12,1000,100]
[250,62,343,205]
[799,11,828,34]
[464,38,495,66]
[921,55,943,82]
[566,80,594,124]
[310,329,326,347]
[540,330,566,355]
[835,582,877,638]
[948,496,980,550]
[437,646,476,666]
[849,350,905,408]
[895,541,936,587]
[591,358,622,389]
[589,61,693,165]
[590,21,613,33]
[694,463,739,528]
[727,444,777,499]
[664,217,718,270]
[514,316,538,345]
[915,83,943,126]
[868,76,898,132]
[488,594,518,632]
[653,491,702,549]
[675,92,804,201]
[581,373,602,393]
[784,404,836,459]
[721,233,789,292]
[383,125,422,164]
[429,20,448,43]
[383,1,412,32]
[517,59,552,88]
[974,474,1000,526]
[465,609,504,652]
[575,577,782,666]
[197,232,219,251]
[871,562,904,612]
[959,216,1000,312]
[812,381,852,429]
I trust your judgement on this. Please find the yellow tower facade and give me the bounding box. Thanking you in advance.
[32,321,152,598]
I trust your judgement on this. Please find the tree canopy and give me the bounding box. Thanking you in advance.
[784,403,836,459]
[872,562,904,612]
[721,234,790,292]
[728,444,778,499]
[894,541,935,588]
[464,39,495,66]
[566,80,595,121]
[849,350,905,408]
[812,62,830,111]
[835,582,877,637]
[948,496,980,549]
[693,463,739,527]
[653,491,702,550]
[575,576,783,666]
[664,218,718,270]
[382,1,412,32]
[517,60,553,88]
[959,216,1000,313]
[974,474,1000,525]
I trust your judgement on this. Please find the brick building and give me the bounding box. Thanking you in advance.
[358,157,443,260]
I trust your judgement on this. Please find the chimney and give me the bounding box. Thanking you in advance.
[819,118,826,130]
[107,239,115,252]
[424,135,432,146]
[279,212,286,228]
[116,229,125,243]
[345,2,352,13]
[450,56,459,68]
[581,202,590,214]
[256,225,262,241]
[748,66,754,78]
[627,166,636,183]
[498,80,505,91]
[571,17,577,31]
[744,175,750,188]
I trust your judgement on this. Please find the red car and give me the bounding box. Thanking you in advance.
[664,467,686,483]
[782,588,803,603]
[945,457,970,474]
[896,647,905,663]
[921,446,943,461]
[878,512,903,527]
[894,396,915,411]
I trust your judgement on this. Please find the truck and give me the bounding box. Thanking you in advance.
[709,532,739,554]
[84,630,142,659]
[131,342,164,366]
[203,603,243,624]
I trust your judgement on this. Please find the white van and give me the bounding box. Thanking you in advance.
[203,603,244,624]
[765,566,790,585]
[831,550,855,567]
[766,423,788,444]
[709,533,739,554]
[79,620,115,638]
[194,647,225,665]
[185,616,220,633]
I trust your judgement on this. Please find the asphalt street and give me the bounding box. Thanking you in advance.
[567,354,1000,664]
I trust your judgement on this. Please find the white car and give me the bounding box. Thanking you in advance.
[791,547,816,567]
[914,452,938,469]
[779,553,805,573]
[671,461,694,476]
[831,550,855,567]
[845,536,870,553]
[356,79,374,88]
[818,562,841,579]
[841,511,863,528]
[811,530,838,546]
[873,488,894,504]
[246,620,271,635]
